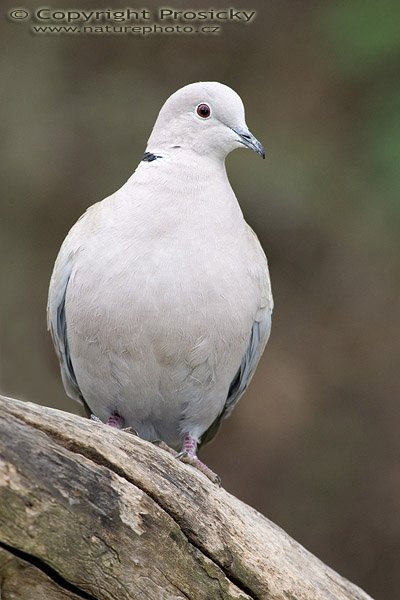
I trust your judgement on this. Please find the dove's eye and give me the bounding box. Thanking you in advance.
[196,103,211,119]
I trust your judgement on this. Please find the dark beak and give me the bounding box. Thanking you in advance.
[232,127,266,159]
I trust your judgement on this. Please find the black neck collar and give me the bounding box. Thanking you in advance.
[142,152,162,163]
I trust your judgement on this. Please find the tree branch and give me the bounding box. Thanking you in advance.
[0,395,373,600]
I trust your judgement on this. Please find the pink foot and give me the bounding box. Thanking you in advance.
[106,412,125,429]
[90,412,125,429]
[181,433,197,456]
[91,413,138,436]
[177,434,221,485]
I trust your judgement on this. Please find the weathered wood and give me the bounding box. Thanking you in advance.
[0,395,373,600]
[0,546,83,599]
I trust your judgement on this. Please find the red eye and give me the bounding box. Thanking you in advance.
[196,103,211,119]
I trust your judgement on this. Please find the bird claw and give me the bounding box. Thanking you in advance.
[90,414,137,435]
[176,452,221,486]
[90,419,220,485]
[90,414,102,423]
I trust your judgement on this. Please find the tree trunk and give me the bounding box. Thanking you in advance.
[0,395,373,600]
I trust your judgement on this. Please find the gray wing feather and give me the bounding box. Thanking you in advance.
[200,309,272,446]
[47,254,83,404]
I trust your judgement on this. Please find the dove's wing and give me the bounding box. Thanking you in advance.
[200,298,272,447]
[47,243,84,405]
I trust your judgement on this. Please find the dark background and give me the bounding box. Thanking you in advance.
[1,1,399,598]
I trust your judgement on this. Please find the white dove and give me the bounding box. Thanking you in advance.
[48,82,273,482]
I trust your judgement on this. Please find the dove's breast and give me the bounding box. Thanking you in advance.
[63,172,271,448]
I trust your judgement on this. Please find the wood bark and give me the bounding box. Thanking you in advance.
[0,395,373,600]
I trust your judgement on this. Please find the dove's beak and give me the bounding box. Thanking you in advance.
[232,127,266,159]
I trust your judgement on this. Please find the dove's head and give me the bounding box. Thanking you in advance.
[146,82,265,161]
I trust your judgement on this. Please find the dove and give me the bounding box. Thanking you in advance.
[47,82,273,482]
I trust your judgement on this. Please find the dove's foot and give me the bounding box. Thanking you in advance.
[90,412,127,429]
[106,412,125,428]
[177,434,221,485]
[177,452,221,485]
[90,414,102,423]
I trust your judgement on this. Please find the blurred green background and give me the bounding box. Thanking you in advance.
[1,1,399,597]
